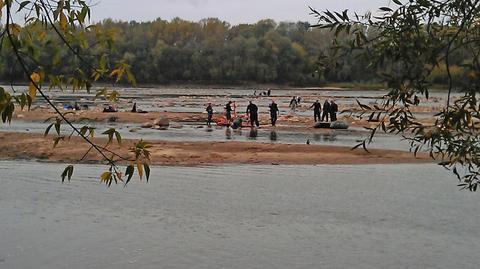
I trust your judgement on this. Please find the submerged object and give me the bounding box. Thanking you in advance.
[231,118,243,129]
[314,121,349,129]
[330,121,349,129]
[314,122,331,129]
[216,117,250,128]
[153,117,170,127]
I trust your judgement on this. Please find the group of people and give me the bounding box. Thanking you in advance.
[253,89,271,96]
[289,96,302,111]
[205,98,338,128]
[310,99,338,122]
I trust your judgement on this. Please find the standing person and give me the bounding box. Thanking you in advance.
[310,100,322,122]
[206,103,214,126]
[414,95,420,105]
[225,101,233,124]
[246,101,259,127]
[330,100,338,122]
[322,99,331,122]
[269,100,280,126]
[289,96,298,112]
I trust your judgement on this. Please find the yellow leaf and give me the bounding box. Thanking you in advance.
[137,160,143,179]
[9,24,21,36]
[38,31,46,41]
[100,172,111,182]
[59,12,68,30]
[109,69,121,78]
[28,83,37,101]
[30,72,41,83]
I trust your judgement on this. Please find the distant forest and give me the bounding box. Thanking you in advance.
[0,18,467,86]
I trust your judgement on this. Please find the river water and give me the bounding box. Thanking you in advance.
[0,161,479,269]
[0,120,412,151]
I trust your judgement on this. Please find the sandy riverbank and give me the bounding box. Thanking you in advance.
[0,132,430,166]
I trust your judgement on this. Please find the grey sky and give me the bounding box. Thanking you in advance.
[92,0,390,24]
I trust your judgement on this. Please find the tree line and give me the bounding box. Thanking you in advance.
[0,17,468,86]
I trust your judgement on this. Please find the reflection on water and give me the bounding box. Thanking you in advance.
[225,127,232,139]
[269,130,277,141]
[313,133,337,142]
[247,128,258,140]
[2,120,412,150]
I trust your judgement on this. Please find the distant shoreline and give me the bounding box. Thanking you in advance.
[1,81,456,92]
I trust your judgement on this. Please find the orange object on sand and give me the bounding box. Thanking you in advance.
[215,117,229,126]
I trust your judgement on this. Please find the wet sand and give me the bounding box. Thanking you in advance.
[0,132,429,166]
[14,106,439,125]
[4,87,445,165]
[15,107,318,130]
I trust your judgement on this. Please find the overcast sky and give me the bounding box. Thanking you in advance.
[91,0,391,24]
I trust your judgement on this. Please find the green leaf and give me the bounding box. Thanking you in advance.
[44,123,54,137]
[144,163,150,182]
[61,165,74,182]
[114,131,122,145]
[53,136,65,148]
[124,165,135,186]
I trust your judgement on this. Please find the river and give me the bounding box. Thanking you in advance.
[0,161,478,269]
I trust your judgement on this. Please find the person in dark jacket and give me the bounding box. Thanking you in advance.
[206,103,214,126]
[246,101,259,127]
[269,100,279,126]
[414,95,420,106]
[322,100,331,122]
[330,100,338,122]
[225,101,233,124]
[289,96,298,111]
[310,100,322,122]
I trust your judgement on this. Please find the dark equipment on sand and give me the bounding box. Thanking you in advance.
[314,121,349,129]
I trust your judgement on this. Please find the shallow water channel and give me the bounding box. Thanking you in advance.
[1,120,413,151]
[0,161,479,269]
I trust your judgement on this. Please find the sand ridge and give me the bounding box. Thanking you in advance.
[0,132,430,166]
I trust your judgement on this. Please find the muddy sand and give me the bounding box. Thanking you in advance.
[13,107,394,132]
[15,107,315,125]
[0,132,429,166]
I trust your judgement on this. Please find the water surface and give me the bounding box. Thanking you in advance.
[0,161,478,269]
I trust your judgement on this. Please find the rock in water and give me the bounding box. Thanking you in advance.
[314,122,331,129]
[106,116,118,123]
[330,121,349,129]
[153,125,169,130]
[153,117,170,127]
[170,123,183,129]
[141,122,153,128]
